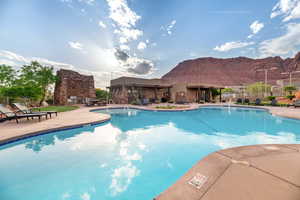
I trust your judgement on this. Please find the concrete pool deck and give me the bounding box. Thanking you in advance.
[1,104,300,199]
[0,105,111,145]
[155,144,300,200]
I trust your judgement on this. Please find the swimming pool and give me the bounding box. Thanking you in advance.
[1,106,300,200]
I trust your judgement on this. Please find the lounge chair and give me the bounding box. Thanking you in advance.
[294,99,300,108]
[13,103,57,118]
[255,98,261,105]
[271,99,277,106]
[236,98,242,104]
[0,104,47,123]
[141,98,149,105]
[244,98,250,104]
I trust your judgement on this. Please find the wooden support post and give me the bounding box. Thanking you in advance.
[198,87,200,103]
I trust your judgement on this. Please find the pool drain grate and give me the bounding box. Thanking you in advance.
[188,173,208,190]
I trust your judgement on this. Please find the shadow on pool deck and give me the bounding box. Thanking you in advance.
[155,144,300,200]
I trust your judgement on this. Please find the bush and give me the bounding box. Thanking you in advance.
[286,95,295,100]
[46,99,54,105]
[284,85,297,93]
[222,88,234,93]
[236,98,242,103]
[246,82,271,97]
[95,89,109,100]
[267,96,276,101]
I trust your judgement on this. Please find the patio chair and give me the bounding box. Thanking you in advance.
[244,98,250,104]
[0,104,47,123]
[271,99,277,106]
[294,99,300,108]
[236,98,242,104]
[97,100,107,106]
[13,103,57,118]
[255,98,261,105]
[141,98,149,105]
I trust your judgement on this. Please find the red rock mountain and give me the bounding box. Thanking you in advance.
[162,52,300,86]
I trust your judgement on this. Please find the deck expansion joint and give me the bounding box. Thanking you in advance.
[250,164,300,189]
[198,162,233,200]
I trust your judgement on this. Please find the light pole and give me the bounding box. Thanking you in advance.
[107,72,114,104]
[281,71,300,86]
[256,67,277,97]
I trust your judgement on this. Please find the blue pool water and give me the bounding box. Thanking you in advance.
[1,106,300,200]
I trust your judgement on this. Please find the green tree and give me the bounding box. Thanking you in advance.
[95,88,109,100]
[211,88,220,99]
[18,61,56,105]
[222,88,234,93]
[0,65,16,103]
[284,85,297,100]
[246,82,271,98]
[284,85,297,95]
[0,65,16,86]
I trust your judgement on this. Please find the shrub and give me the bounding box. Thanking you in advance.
[246,82,271,98]
[95,88,109,100]
[222,88,234,93]
[267,96,276,101]
[46,99,54,105]
[286,95,295,100]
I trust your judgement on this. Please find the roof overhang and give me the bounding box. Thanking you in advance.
[187,84,225,89]
[110,84,172,88]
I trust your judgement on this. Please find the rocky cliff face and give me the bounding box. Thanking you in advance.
[162,52,300,86]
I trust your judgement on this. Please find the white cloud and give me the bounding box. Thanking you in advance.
[0,49,116,88]
[161,20,177,35]
[151,42,157,47]
[138,143,146,150]
[126,57,154,75]
[61,0,95,5]
[80,8,86,15]
[68,41,83,50]
[189,52,197,57]
[0,50,75,70]
[259,22,300,57]
[271,0,300,21]
[62,193,71,200]
[0,50,28,63]
[119,147,142,161]
[114,28,143,42]
[214,41,255,52]
[106,0,140,28]
[114,49,155,75]
[106,0,143,43]
[110,162,140,196]
[78,0,95,5]
[137,42,147,50]
[250,20,264,34]
[98,21,107,28]
[80,193,90,200]
[120,44,130,51]
[119,37,127,44]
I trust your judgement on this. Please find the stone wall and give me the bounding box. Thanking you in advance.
[54,69,96,105]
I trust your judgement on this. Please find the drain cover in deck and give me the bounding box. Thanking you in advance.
[188,173,208,189]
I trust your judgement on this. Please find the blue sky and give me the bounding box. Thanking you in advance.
[1,0,300,88]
